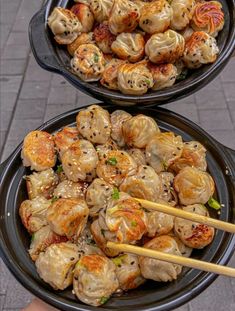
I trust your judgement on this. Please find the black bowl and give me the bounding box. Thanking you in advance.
[0,105,235,311]
[28,0,235,106]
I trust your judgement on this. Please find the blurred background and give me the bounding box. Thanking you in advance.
[0,1,234,310]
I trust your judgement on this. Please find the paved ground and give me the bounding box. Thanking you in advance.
[0,0,235,310]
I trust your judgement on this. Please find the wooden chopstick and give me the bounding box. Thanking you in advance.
[134,198,235,234]
[107,242,235,278]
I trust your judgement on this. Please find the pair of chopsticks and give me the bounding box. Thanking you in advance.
[107,198,235,278]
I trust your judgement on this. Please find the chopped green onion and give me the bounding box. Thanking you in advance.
[131,220,137,227]
[162,160,168,170]
[105,157,117,166]
[94,53,99,63]
[208,197,221,210]
[31,233,35,242]
[145,79,151,86]
[51,196,59,204]
[112,255,127,266]
[112,187,120,200]
[176,68,188,81]
[56,164,63,173]
[100,296,109,305]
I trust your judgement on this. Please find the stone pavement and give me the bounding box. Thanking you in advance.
[0,0,235,310]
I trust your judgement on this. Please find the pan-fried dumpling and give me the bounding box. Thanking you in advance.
[100,59,126,90]
[183,31,219,69]
[110,110,132,146]
[126,148,146,166]
[76,105,111,144]
[26,168,59,200]
[29,225,67,261]
[170,0,195,31]
[158,172,178,206]
[174,167,215,205]
[19,197,51,233]
[139,235,182,282]
[97,150,137,186]
[94,21,116,54]
[139,0,172,34]
[86,178,114,216]
[96,139,118,160]
[71,3,94,33]
[106,194,147,243]
[61,139,98,182]
[21,131,56,171]
[111,33,145,63]
[109,0,140,35]
[90,0,114,23]
[67,32,95,56]
[71,44,105,81]
[112,253,145,290]
[46,198,89,239]
[174,204,215,248]
[122,114,160,148]
[120,165,161,201]
[148,63,177,91]
[170,141,207,173]
[118,62,154,95]
[53,180,88,199]
[145,132,183,173]
[145,30,185,64]
[35,242,79,290]
[145,201,175,237]
[54,127,80,157]
[73,255,119,306]
[47,7,82,44]
[191,1,224,37]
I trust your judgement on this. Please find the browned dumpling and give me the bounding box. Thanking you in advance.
[110,110,132,146]
[139,0,173,34]
[112,253,145,290]
[71,3,94,33]
[145,30,185,64]
[106,194,147,243]
[26,168,59,200]
[122,114,160,148]
[183,31,219,69]
[76,105,111,144]
[90,0,114,23]
[54,127,80,157]
[170,0,195,31]
[109,0,140,35]
[29,225,67,261]
[100,59,126,90]
[36,242,79,290]
[96,150,137,186]
[170,141,207,173]
[145,132,183,173]
[148,63,177,91]
[46,198,89,239]
[94,21,116,54]
[61,139,98,182]
[146,204,175,237]
[47,7,82,44]
[158,172,178,206]
[139,235,182,282]
[117,62,154,95]
[73,255,119,306]
[71,44,105,81]
[174,204,215,248]
[19,197,51,234]
[126,148,146,166]
[174,167,215,205]
[86,178,114,216]
[67,32,95,56]
[53,180,88,199]
[120,165,161,201]
[111,33,145,63]
[191,1,224,37]
[21,131,56,171]
[96,139,119,160]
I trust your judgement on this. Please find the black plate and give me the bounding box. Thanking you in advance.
[0,105,235,311]
[28,0,235,106]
